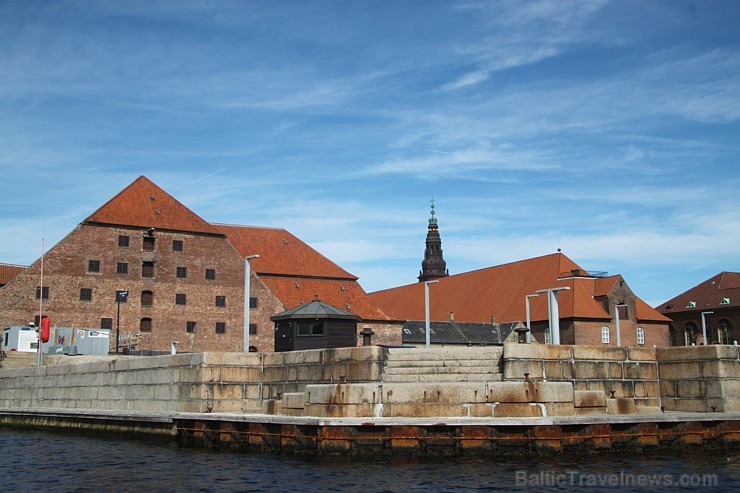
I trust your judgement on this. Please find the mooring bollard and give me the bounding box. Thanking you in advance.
[360,327,375,346]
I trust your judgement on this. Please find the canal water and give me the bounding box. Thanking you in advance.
[0,429,738,492]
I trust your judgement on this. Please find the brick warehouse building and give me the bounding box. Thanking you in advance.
[0,176,400,353]
[657,271,739,346]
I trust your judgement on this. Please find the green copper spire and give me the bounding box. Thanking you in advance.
[429,197,437,225]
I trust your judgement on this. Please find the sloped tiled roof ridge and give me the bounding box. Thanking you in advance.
[213,223,356,280]
[0,262,26,286]
[84,175,220,235]
[659,271,740,311]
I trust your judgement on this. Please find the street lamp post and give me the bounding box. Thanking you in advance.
[424,280,439,349]
[614,303,628,347]
[115,290,128,353]
[535,287,570,345]
[244,255,260,353]
[525,294,539,343]
[701,311,714,346]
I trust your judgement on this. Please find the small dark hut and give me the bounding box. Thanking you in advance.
[272,298,361,352]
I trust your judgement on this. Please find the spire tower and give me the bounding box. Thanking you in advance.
[418,198,449,283]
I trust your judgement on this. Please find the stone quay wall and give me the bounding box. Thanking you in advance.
[0,347,384,414]
[0,344,738,417]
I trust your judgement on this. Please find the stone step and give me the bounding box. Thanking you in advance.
[383,373,503,383]
[384,365,500,376]
[386,348,503,362]
[384,359,500,368]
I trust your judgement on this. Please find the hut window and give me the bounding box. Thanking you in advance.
[601,326,610,344]
[298,321,324,337]
[636,327,645,345]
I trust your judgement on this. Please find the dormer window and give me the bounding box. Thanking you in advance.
[720,297,730,305]
[686,301,696,308]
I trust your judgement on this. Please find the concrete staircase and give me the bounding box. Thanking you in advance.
[0,351,38,369]
[382,347,503,383]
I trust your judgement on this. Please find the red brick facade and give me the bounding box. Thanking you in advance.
[0,176,402,353]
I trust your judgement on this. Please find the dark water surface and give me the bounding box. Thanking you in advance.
[1,429,738,492]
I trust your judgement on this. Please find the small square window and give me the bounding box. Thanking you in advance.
[215,295,226,307]
[117,262,128,274]
[176,266,187,278]
[249,297,258,309]
[186,321,197,333]
[36,286,49,299]
[88,259,101,273]
[215,322,226,334]
[173,240,183,252]
[249,324,257,335]
[80,288,92,301]
[100,318,113,330]
[205,268,216,280]
[142,261,155,278]
[118,235,130,247]
[175,293,187,305]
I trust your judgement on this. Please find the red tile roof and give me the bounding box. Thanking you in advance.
[0,263,26,286]
[369,252,669,324]
[214,224,356,280]
[260,276,390,321]
[658,272,740,313]
[85,176,220,235]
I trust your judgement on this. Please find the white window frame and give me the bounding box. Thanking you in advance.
[636,327,645,345]
[601,326,610,344]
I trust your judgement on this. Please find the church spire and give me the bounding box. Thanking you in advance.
[418,198,449,283]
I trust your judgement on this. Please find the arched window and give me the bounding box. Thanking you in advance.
[668,325,676,346]
[684,322,699,346]
[140,318,152,333]
[717,319,734,345]
[636,327,645,345]
[601,326,610,344]
[141,290,153,307]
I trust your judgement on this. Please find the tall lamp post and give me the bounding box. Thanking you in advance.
[424,280,439,349]
[701,311,714,346]
[525,294,539,343]
[244,255,260,353]
[115,290,128,353]
[614,303,628,347]
[535,287,570,345]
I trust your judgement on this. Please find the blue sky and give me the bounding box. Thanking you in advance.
[1,0,739,307]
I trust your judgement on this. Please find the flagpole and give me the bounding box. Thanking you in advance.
[38,238,44,367]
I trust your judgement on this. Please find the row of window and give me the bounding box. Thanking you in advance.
[100,318,258,335]
[601,326,645,345]
[40,286,258,310]
[118,235,184,253]
[87,259,217,280]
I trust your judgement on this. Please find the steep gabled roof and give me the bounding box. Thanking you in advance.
[85,176,221,235]
[658,272,740,313]
[0,263,26,286]
[369,252,668,324]
[214,224,356,280]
